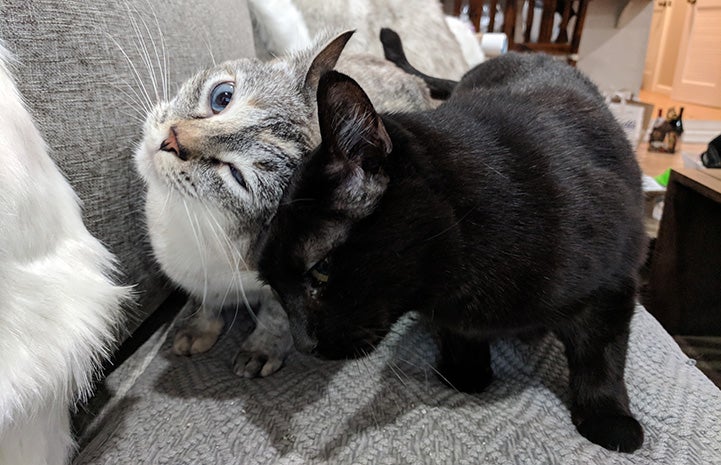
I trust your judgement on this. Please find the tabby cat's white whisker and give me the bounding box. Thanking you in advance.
[146,0,169,101]
[114,80,152,114]
[112,92,147,118]
[116,109,145,125]
[110,84,150,118]
[119,101,147,121]
[127,12,159,104]
[196,201,252,333]
[192,211,211,309]
[135,4,165,104]
[181,200,209,310]
[104,31,154,111]
[198,206,260,327]
[158,184,174,219]
[202,29,217,67]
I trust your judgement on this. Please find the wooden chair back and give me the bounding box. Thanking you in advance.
[443,0,590,65]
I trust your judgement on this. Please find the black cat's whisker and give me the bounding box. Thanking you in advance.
[394,350,461,394]
[388,334,466,394]
[385,358,410,388]
[279,197,315,206]
[354,350,384,428]
[423,207,476,242]
[355,348,375,379]
[357,346,387,394]
[356,319,462,392]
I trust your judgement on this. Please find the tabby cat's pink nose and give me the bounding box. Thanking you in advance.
[160,126,185,160]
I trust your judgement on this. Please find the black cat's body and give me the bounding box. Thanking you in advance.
[259,52,646,452]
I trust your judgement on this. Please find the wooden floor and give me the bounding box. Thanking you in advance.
[635,90,721,177]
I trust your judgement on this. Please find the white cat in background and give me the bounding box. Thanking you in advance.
[0,42,129,465]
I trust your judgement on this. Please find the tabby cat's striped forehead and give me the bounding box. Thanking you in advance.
[169,57,307,120]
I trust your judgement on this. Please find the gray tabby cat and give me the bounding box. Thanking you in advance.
[134,31,431,377]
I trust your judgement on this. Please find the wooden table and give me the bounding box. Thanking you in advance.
[645,168,721,335]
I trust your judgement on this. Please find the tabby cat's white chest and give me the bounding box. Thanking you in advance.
[144,184,260,307]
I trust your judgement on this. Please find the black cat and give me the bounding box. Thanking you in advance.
[258,52,646,453]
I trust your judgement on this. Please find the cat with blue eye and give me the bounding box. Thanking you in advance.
[134,30,432,378]
[258,52,647,453]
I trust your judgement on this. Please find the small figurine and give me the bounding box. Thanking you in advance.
[649,107,684,154]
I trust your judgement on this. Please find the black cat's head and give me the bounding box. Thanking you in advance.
[258,71,398,359]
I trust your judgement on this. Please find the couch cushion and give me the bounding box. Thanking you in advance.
[0,1,256,334]
[75,306,721,464]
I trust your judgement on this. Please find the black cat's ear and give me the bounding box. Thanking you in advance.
[317,71,392,173]
[316,71,392,219]
[303,30,355,95]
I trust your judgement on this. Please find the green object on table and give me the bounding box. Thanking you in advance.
[655,168,672,187]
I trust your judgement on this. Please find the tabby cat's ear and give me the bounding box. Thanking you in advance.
[317,71,392,174]
[303,30,355,96]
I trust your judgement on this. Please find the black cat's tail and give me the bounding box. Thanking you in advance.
[380,27,458,100]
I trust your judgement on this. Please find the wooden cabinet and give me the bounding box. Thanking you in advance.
[645,168,721,335]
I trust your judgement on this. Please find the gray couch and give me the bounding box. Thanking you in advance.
[1,1,720,464]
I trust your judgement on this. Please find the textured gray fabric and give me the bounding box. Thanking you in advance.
[75,306,721,464]
[0,1,256,334]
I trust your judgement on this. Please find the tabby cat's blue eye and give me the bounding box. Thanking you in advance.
[210,82,234,114]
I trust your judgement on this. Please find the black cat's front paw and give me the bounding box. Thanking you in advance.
[437,361,493,393]
[437,330,493,393]
[576,413,644,453]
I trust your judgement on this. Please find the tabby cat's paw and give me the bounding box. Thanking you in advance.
[232,318,292,378]
[576,413,644,453]
[231,329,292,377]
[233,350,284,378]
[172,317,224,355]
[233,295,293,378]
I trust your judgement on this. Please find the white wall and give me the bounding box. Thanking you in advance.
[577,0,654,95]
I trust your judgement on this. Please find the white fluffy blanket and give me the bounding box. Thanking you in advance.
[0,42,129,465]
